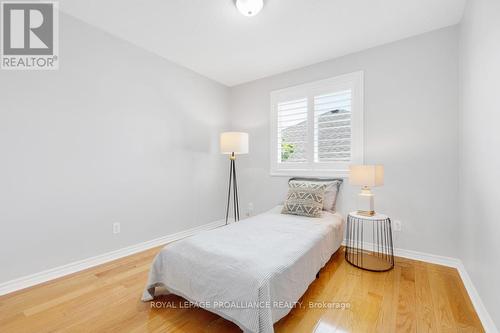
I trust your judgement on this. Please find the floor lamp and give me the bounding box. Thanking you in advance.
[220,132,249,225]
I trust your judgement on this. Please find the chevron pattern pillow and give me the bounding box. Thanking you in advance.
[281,181,327,217]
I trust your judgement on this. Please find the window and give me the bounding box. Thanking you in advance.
[270,71,363,177]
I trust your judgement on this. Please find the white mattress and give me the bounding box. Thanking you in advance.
[142,206,344,333]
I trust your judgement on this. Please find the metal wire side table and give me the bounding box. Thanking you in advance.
[345,212,394,272]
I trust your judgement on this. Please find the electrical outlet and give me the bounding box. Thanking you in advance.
[113,222,121,234]
[247,202,254,217]
[393,220,402,232]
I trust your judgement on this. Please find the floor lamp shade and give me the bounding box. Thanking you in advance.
[220,132,249,155]
[220,132,249,225]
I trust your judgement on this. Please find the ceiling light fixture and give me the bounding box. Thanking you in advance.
[236,0,264,17]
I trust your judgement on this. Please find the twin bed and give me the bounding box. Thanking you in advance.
[142,204,344,333]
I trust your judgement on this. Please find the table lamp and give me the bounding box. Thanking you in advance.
[220,132,249,224]
[349,165,384,216]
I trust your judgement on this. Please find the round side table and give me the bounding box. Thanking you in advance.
[345,212,394,272]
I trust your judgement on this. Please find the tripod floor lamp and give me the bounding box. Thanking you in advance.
[220,132,249,225]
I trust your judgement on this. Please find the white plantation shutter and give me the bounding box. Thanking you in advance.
[314,90,352,162]
[277,98,308,163]
[270,72,363,176]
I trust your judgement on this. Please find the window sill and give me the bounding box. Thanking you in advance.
[270,169,349,178]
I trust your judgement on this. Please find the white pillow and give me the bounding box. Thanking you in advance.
[322,180,342,212]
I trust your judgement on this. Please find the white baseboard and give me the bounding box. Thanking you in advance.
[342,240,462,267]
[455,261,498,333]
[0,219,226,296]
[342,240,498,333]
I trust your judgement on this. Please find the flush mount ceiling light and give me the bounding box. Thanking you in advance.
[236,0,264,17]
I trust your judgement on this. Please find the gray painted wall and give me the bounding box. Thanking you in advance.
[0,14,230,283]
[459,0,500,328]
[229,27,459,257]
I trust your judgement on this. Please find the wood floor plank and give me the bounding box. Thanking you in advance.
[0,247,484,333]
[396,263,417,332]
[428,267,459,333]
[282,257,358,333]
[415,265,438,333]
[443,270,483,332]
[348,270,385,332]
[374,264,400,333]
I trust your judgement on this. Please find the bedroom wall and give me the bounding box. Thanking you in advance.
[0,13,229,283]
[459,0,500,328]
[229,26,459,258]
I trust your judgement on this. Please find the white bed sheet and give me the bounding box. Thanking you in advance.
[142,206,344,333]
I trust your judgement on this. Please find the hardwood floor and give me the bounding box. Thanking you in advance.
[0,247,483,332]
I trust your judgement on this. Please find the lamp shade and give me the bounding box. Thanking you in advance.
[349,165,384,187]
[220,132,249,154]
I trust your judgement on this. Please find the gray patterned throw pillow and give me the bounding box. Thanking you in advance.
[281,181,327,218]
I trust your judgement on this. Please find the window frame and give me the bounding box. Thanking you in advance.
[270,71,364,177]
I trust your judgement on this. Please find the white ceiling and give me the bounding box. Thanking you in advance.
[61,0,466,86]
